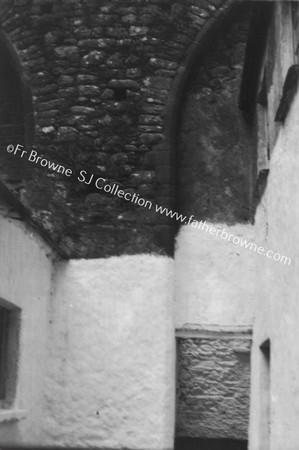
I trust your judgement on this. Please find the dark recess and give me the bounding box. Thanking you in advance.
[239,2,274,120]
[175,437,248,450]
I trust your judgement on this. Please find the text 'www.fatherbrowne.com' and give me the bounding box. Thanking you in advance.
[6,144,292,266]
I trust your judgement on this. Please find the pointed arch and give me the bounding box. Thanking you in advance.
[0,30,34,152]
[165,0,237,147]
[162,0,257,231]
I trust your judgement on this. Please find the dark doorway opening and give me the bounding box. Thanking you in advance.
[175,437,248,450]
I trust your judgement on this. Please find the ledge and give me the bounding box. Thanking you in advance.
[176,324,252,340]
[0,409,27,423]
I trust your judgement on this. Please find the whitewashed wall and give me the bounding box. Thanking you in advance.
[0,215,53,445]
[41,255,175,449]
[249,4,299,450]
[0,212,175,448]
[175,223,255,329]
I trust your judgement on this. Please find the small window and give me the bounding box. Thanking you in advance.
[0,300,21,408]
[0,306,9,399]
[259,339,271,450]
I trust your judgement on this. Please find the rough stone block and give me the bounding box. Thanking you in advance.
[56,126,78,142]
[176,337,251,440]
[108,79,140,90]
[54,46,80,61]
[81,51,106,66]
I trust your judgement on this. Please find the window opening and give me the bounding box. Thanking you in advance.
[259,339,271,450]
[0,307,8,399]
[0,301,21,408]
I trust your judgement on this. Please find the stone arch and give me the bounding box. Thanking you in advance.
[163,0,257,235]
[150,0,237,255]
[0,30,34,185]
[165,0,236,147]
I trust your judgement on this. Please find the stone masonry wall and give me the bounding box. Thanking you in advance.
[0,0,232,258]
[176,337,251,440]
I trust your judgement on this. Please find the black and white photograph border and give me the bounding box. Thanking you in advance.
[0,1,297,449]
